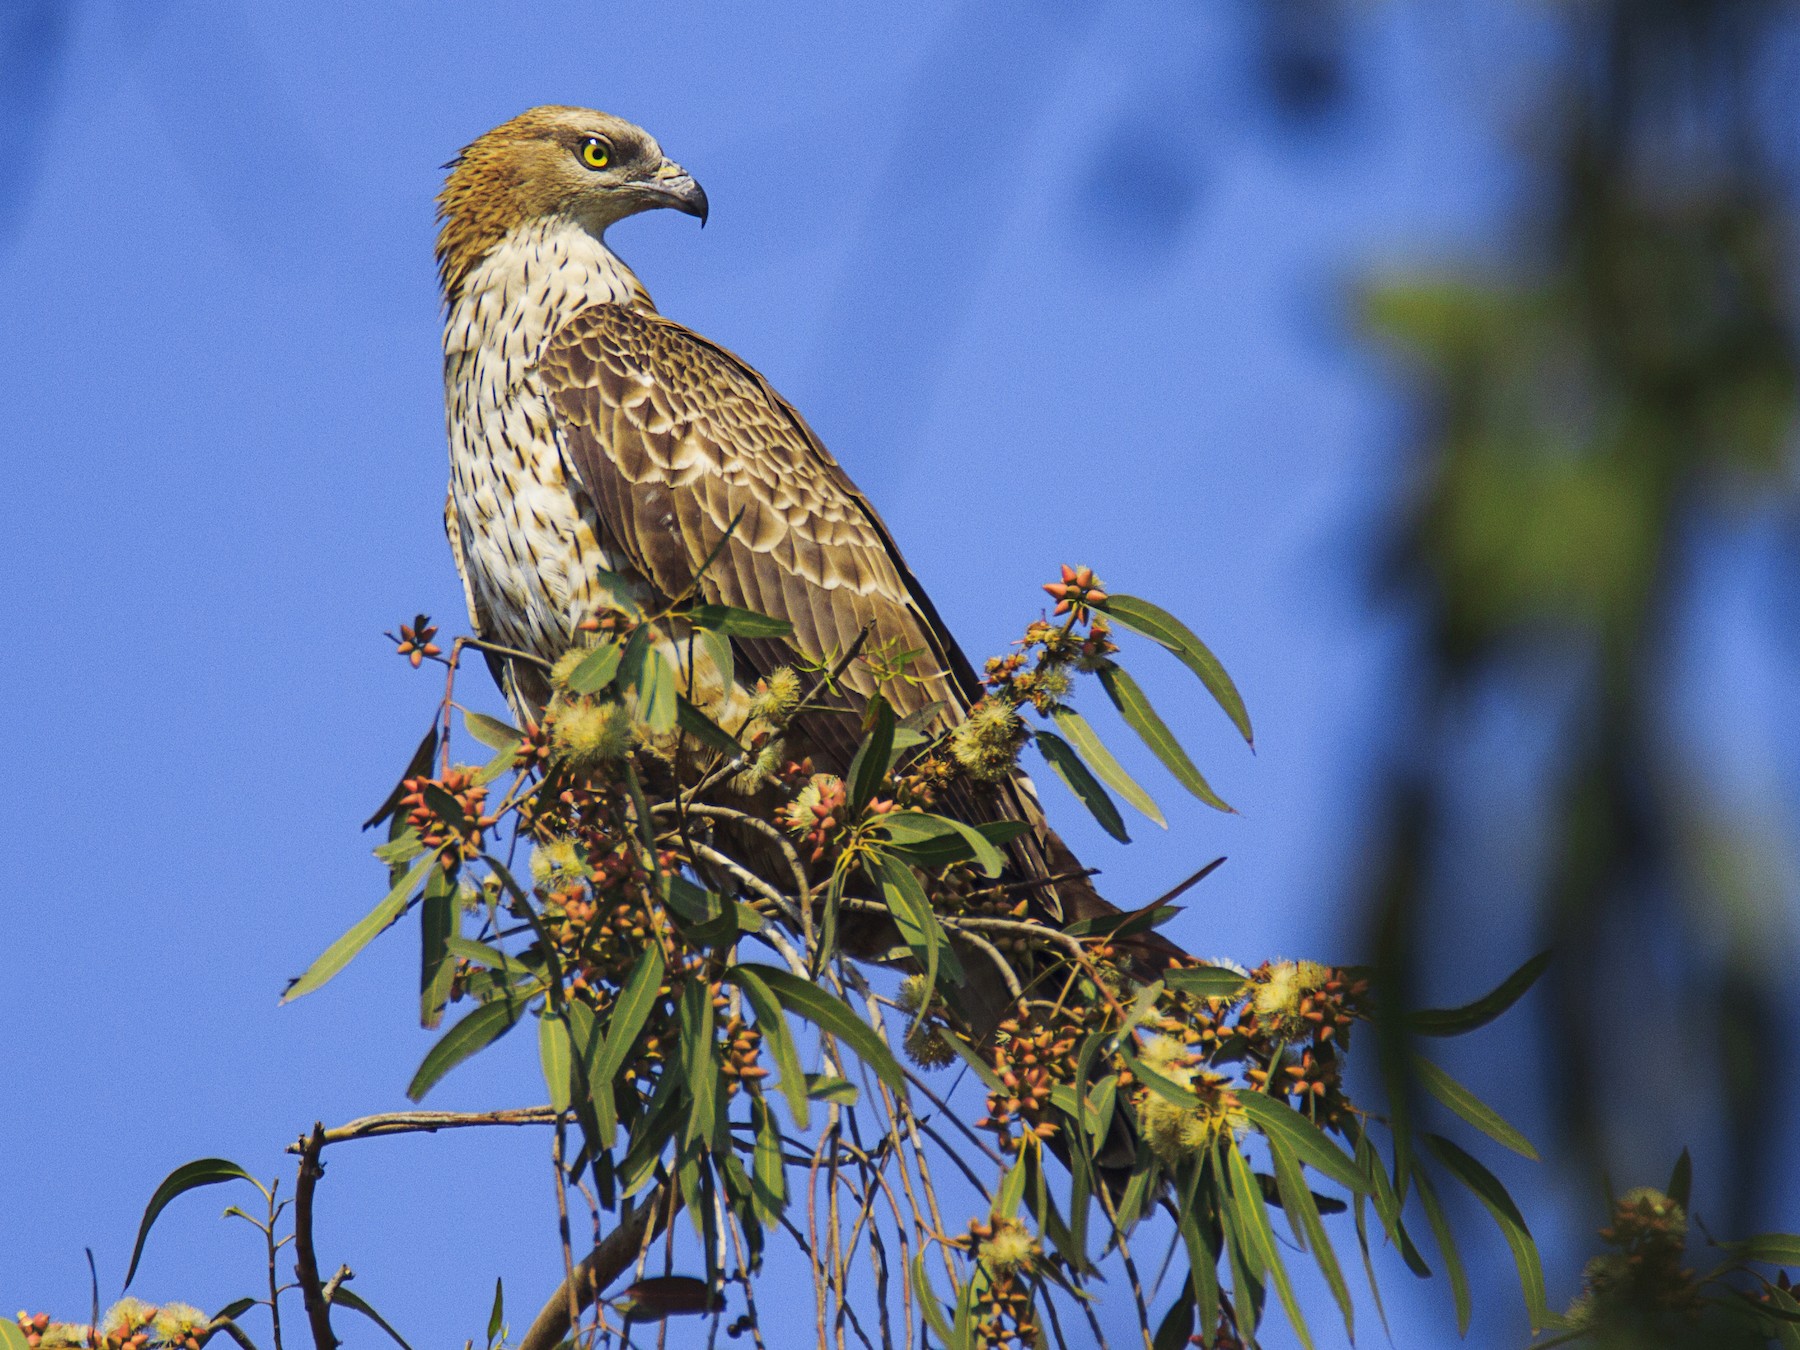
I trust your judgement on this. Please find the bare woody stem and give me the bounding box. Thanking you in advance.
[291,1125,337,1350]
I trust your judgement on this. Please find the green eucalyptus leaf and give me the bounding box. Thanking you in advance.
[1163,965,1251,1001]
[1238,1092,1368,1194]
[539,1012,573,1113]
[1097,662,1233,813]
[740,964,906,1097]
[566,639,623,695]
[588,947,667,1137]
[1414,1054,1539,1159]
[1414,1164,1471,1335]
[1034,728,1130,842]
[283,852,436,1003]
[363,722,439,831]
[846,695,895,814]
[805,1075,860,1105]
[1408,950,1551,1037]
[724,966,808,1129]
[406,991,534,1101]
[1425,1133,1548,1329]
[330,1288,415,1350]
[1051,705,1166,827]
[462,710,522,752]
[1729,1233,1800,1266]
[680,980,718,1148]
[686,604,793,639]
[1097,593,1253,746]
[124,1158,259,1288]
[675,697,745,759]
[1270,1139,1353,1341]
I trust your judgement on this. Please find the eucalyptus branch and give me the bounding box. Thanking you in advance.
[291,1126,336,1350]
[291,1108,569,1147]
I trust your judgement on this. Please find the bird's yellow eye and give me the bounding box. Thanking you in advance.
[579,138,611,170]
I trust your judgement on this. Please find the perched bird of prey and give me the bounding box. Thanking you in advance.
[435,106,1163,955]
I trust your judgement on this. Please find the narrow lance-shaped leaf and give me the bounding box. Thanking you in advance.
[1413,1164,1471,1335]
[1096,662,1233,813]
[330,1288,415,1350]
[588,945,668,1138]
[407,992,533,1102]
[686,603,794,639]
[1425,1133,1549,1330]
[565,638,623,695]
[910,1253,959,1347]
[1051,704,1166,827]
[1728,1234,1800,1266]
[724,965,809,1129]
[1270,1139,1354,1342]
[125,1159,260,1287]
[1034,728,1130,842]
[633,643,679,736]
[419,873,458,1030]
[1667,1148,1693,1211]
[487,1279,504,1348]
[680,979,718,1148]
[738,964,907,1097]
[1230,1144,1308,1346]
[1237,1091,1368,1195]
[363,722,438,830]
[846,695,895,815]
[1164,965,1250,1001]
[874,811,1008,878]
[284,852,436,1003]
[539,1013,573,1113]
[462,709,522,752]
[1414,1054,1539,1159]
[1096,593,1253,746]
[675,697,745,760]
[1408,950,1551,1036]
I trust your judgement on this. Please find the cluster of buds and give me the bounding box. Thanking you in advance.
[1042,564,1107,617]
[389,614,442,667]
[718,1014,767,1095]
[958,1218,1042,1347]
[13,1314,85,1349]
[778,772,849,863]
[1246,1045,1348,1123]
[975,1015,1077,1152]
[1567,1188,1700,1328]
[1241,960,1366,1045]
[513,718,553,772]
[400,766,494,870]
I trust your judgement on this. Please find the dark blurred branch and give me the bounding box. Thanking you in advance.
[517,1180,680,1350]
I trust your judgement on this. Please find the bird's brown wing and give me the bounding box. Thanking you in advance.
[535,302,1164,952]
[536,303,975,761]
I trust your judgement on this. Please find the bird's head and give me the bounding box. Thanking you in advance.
[436,106,707,301]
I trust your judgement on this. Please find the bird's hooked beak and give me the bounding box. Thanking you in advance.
[645,158,708,226]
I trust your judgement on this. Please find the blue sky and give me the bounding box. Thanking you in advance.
[10,2,1787,1347]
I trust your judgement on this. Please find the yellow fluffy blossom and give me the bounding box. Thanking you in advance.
[530,836,586,891]
[551,700,634,766]
[978,1218,1040,1274]
[949,700,1024,782]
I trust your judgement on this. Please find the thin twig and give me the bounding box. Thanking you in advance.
[291,1108,568,1147]
[552,1125,582,1344]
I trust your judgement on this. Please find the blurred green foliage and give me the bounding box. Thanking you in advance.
[1361,0,1800,1303]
